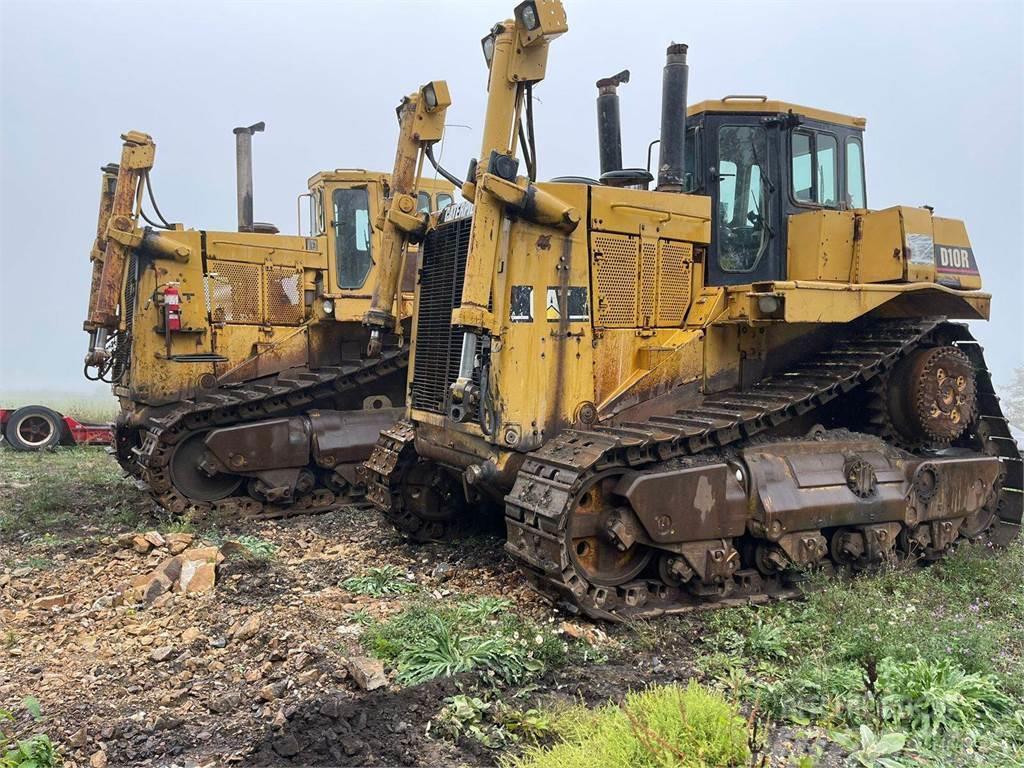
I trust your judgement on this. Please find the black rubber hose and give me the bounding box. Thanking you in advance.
[424,144,465,189]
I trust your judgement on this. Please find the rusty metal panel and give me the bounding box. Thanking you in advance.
[265,266,304,325]
[614,462,747,542]
[785,450,903,488]
[203,417,311,473]
[310,407,404,465]
[657,240,692,326]
[208,261,261,324]
[593,233,637,327]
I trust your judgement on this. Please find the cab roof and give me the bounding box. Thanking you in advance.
[306,169,454,193]
[688,97,866,129]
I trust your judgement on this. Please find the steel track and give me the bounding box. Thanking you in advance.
[498,318,1021,619]
[132,345,409,519]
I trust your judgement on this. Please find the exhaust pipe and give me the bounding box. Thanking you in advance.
[656,44,689,192]
[596,70,629,176]
[233,121,265,232]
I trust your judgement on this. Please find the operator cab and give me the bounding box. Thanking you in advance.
[684,97,867,286]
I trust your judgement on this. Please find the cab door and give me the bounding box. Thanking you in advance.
[704,117,783,285]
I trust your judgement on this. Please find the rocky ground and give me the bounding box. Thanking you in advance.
[1,448,840,768]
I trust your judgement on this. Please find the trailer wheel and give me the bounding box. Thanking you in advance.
[4,405,65,451]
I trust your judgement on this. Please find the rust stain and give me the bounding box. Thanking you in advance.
[536,234,552,251]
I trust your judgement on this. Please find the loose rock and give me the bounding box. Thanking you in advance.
[347,656,387,691]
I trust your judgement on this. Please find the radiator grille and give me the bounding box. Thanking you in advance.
[410,217,474,415]
[657,241,693,325]
[593,234,638,328]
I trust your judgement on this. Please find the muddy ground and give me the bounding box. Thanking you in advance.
[0,448,835,767]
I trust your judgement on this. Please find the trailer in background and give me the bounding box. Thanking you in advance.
[0,405,113,451]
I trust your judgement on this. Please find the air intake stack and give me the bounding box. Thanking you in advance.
[233,121,265,233]
[596,70,629,176]
[656,44,689,192]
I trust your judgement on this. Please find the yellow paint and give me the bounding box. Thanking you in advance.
[688,97,866,129]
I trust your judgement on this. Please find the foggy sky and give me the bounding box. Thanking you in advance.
[1,0,1021,395]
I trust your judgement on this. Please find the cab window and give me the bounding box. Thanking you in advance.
[791,129,839,208]
[436,193,453,211]
[417,191,431,213]
[333,187,372,289]
[846,137,866,208]
[717,125,770,272]
[791,131,813,202]
[817,134,837,207]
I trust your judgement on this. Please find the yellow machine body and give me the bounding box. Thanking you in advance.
[364,1,1019,621]
[92,166,452,406]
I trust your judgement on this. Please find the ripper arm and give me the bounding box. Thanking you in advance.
[363,81,451,355]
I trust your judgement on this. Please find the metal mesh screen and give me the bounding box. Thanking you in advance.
[208,261,261,324]
[593,234,638,328]
[265,267,304,325]
[657,241,692,326]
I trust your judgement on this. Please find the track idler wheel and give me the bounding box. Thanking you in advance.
[887,346,976,445]
[568,475,653,588]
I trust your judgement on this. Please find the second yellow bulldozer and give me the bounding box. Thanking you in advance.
[83,120,452,517]
[362,0,1021,620]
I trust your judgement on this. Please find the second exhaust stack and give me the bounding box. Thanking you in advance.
[596,70,629,176]
[656,44,689,192]
[234,121,265,232]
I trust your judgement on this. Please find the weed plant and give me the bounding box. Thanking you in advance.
[361,597,564,685]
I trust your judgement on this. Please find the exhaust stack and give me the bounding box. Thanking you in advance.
[233,121,265,232]
[656,44,689,192]
[596,70,629,176]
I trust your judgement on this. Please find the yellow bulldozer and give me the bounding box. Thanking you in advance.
[83,122,452,517]
[359,0,1022,620]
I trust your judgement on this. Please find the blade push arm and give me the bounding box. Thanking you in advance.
[449,0,573,403]
[364,81,451,355]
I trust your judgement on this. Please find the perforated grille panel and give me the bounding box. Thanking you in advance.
[205,262,307,326]
[208,262,261,324]
[592,235,693,328]
[593,234,638,328]
[266,267,304,325]
[657,241,693,325]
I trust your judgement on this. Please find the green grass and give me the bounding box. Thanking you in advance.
[695,540,1024,766]
[0,448,149,536]
[361,597,565,686]
[503,683,750,768]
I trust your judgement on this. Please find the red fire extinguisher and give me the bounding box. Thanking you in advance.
[163,285,182,332]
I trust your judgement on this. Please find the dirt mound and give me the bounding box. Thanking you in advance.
[245,678,465,767]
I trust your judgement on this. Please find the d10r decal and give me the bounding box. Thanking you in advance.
[934,245,978,275]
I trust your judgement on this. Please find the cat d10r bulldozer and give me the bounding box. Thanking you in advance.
[363,0,1022,620]
[83,122,453,519]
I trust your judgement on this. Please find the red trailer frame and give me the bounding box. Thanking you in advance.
[0,406,113,450]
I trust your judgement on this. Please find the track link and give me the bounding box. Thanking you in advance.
[134,345,409,519]
[503,319,1022,620]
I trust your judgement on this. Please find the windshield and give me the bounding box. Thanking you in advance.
[333,187,372,289]
[717,125,770,272]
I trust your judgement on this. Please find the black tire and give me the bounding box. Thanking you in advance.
[4,405,65,451]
